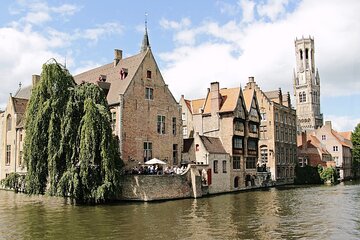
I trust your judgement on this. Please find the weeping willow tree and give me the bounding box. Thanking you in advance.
[23,60,123,203]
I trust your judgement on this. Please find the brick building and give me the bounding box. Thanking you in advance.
[73,28,182,168]
[180,81,264,190]
[0,28,182,180]
[243,77,297,184]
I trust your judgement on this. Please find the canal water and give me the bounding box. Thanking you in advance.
[0,180,359,240]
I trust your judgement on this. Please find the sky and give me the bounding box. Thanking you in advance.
[0,0,359,132]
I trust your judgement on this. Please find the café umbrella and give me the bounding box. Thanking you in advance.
[144,158,167,165]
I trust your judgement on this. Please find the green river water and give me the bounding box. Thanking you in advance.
[0,180,359,240]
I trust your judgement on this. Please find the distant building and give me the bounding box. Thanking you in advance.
[244,77,297,184]
[293,37,323,131]
[181,81,267,190]
[297,121,353,180]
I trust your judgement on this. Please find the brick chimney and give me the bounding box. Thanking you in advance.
[301,132,308,150]
[32,75,40,87]
[210,82,221,115]
[114,49,122,66]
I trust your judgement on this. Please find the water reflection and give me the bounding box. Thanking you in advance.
[0,181,360,239]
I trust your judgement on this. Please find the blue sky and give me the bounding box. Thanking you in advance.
[0,0,359,131]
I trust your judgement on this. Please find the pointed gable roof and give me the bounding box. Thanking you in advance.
[199,136,227,154]
[14,85,32,100]
[74,50,148,105]
[202,87,240,114]
[12,97,28,113]
[331,130,353,148]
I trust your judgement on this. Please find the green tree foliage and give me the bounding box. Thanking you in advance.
[294,165,322,184]
[352,123,360,177]
[0,172,24,192]
[23,60,123,203]
[318,166,338,184]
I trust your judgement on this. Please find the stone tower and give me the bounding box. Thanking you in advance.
[293,36,323,131]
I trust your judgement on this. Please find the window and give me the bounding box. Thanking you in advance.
[145,87,153,100]
[157,115,165,134]
[249,123,258,133]
[111,111,116,131]
[6,145,11,165]
[19,151,23,166]
[233,137,243,149]
[246,157,256,169]
[261,112,266,121]
[183,127,188,137]
[248,139,257,150]
[234,120,244,131]
[213,160,218,173]
[143,142,152,162]
[299,91,306,103]
[6,115,12,131]
[147,70,152,79]
[233,156,241,169]
[222,160,227,173]
[333,146,338,151]
[173,144,178,165]
[322,135,326,140]
[182,112,186,121]
[260,148,268,163]
[20,130,23,142]
[260,126,267,139]
[172,117,176,135]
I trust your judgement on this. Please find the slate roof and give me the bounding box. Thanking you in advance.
[202,87,240,114]
[14,85,32,100]
[73,50,148,105]
[200,136,227,154]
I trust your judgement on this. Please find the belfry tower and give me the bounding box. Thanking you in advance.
[293,36,323,131]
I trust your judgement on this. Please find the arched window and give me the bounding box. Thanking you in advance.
[6,115,12,131]
[234,176,239,188]
[299,49,303,60]
[305,48,309,59]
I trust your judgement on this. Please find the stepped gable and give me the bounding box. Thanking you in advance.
[73,50,148,105]
[200,136,227,154]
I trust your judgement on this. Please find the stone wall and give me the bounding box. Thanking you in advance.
[119,171,198,201]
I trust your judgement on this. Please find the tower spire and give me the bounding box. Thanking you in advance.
[141,12,150,52]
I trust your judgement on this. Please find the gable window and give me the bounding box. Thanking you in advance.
[234,120,244,132]
[172,117,176,135]
[233,137,243,149]
[233,156,240,169]
[333,146,338,152]
[157,115,165,134]
[147,70,152,79]
[6,145,11,165]
[246,157,256,169]
[143,142,152,162]
[213,160,218,173]
[322,135,326,140]
[145,87,153,100]
[249,123,258,133]
[6,115,11,131]
[222,160,227,173]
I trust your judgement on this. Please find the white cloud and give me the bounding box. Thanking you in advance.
[239,0,256,23]
[257,0,289,21]
[325,115,360,132]
[161,0,360,104]
[216,1,239,16]
[160,18,191,30]
[82,22,123,43]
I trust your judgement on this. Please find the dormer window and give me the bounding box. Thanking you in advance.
[147,70,152,79]
[120,68,128,80]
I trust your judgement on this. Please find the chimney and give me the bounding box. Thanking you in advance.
[114,49,122,66]
[301,132,308,150]
[325,121,332,129]
[32,75,40,87]
[248,76,254,82]
[210,82,221,115]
